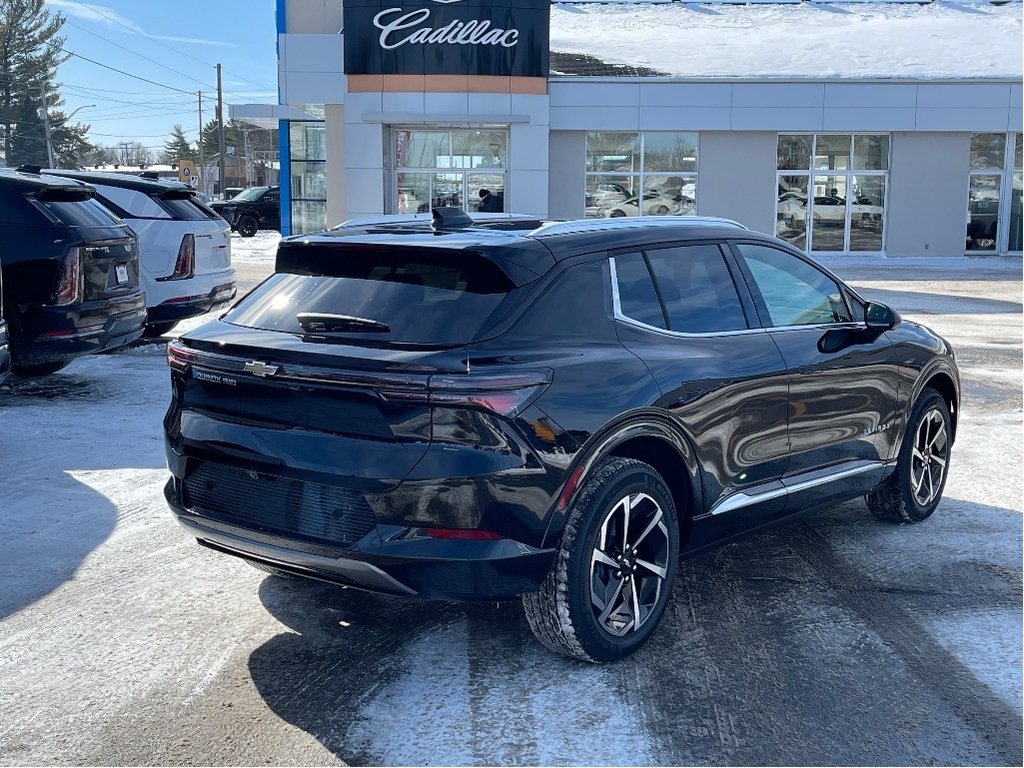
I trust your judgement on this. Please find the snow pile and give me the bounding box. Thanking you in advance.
[550,1,1024,79]
[230,231,280,264]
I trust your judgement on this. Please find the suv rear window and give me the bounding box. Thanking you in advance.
[159,195,217,221]
[223,247,515,346]
[94,185,170,219]
[40,196,123,228]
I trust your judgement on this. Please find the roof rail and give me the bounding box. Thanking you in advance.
[15,164,43,175]
[529,215,747,239]
[333,211,548,230]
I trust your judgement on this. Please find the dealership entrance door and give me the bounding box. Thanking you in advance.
[390,128,508,215]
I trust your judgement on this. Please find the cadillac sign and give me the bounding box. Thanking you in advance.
[343,0,550,78]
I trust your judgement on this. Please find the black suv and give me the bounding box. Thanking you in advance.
[0,169,146,375]
[210,186,280,237]
[164,211,959,662]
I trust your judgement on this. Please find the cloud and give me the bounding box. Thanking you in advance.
[46,0,238,47]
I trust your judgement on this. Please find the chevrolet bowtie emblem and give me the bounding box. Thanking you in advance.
[244,361,280,378]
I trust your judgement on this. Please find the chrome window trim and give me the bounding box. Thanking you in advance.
[610,255,767,339]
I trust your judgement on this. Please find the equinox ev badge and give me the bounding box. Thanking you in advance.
[244,361,280,378]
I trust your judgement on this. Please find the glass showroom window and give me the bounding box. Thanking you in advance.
[290,121,326,234]
[392,128,508,215]
[776,134,889,253]
[585,132,698,219]
[967,133,1022,253]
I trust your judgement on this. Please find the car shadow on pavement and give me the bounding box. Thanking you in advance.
[247,497,1022,766]
[0,367,166,621]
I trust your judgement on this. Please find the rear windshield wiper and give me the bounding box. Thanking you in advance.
[296,312,391,334]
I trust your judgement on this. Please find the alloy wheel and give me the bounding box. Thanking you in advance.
[589,492,671,637]
[911,407,949,507]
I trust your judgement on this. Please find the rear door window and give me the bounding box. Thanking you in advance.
[0,191,46,225]
[613,244,748,334]
[224,247,516,346]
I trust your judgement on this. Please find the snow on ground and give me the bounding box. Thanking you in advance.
[230,231,280,264]
[551,1,1023,78]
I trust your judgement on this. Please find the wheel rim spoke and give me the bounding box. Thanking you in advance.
[630,507,665,550]
[636,558,667,579]
[592,549,619,570]
[589,490,670,637]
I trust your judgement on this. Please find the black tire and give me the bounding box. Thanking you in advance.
[523,457,679,663]
[237,215,259,238]
[12,360,69,377]
[867,388,952,523]
[609,210,626,218]
[142,321,177,338]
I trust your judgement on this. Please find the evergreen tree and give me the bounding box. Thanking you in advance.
[7,93,46,166]
[199,117,241,158]
[49,110,91,168]
[0,0,68,162]
[162,123,194,165]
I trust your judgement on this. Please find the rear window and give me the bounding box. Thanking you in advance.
[160,195,217,221]
[224,247,515,345]
[40,196,123,228]
[94,185,170,219]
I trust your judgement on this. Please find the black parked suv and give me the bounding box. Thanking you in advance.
[210,186,280,237]
[164,211,959,662]
[0,168,146,375]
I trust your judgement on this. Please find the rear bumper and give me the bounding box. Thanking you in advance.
[164,476,555,600]
[148,282,237,324]
[14,292,147,366]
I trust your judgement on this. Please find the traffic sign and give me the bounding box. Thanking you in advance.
[178,160,197,186]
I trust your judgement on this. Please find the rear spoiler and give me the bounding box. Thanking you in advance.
[35,186,94,203]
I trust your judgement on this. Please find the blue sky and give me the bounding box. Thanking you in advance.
[43,0,279,154]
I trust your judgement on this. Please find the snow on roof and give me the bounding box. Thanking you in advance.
[550,1,1023,79]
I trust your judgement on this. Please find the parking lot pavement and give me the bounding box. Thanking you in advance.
[0,256,1020,766]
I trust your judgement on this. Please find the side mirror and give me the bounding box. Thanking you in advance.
[865,301,899,330]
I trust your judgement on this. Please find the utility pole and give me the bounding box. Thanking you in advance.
[39,83,54,168]
[241,127,251,186]
[197,90,205,194]
[216,64,226,199]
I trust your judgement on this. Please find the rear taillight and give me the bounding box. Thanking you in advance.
[167,338,197,371]
[159,234,195,281]
[381,370,552,418]
[53,247,82,306]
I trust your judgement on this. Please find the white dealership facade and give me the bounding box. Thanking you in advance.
[238,0,1023,257]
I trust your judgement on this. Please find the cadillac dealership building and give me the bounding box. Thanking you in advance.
[234,0,1023,257]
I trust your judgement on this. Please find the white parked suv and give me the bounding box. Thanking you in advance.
[49,171,236,337]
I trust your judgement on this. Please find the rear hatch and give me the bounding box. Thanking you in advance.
[169,241,533,488]
[158,190,231,273]
[36,189,140,302]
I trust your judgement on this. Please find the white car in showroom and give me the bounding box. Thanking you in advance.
[50,171,236,337]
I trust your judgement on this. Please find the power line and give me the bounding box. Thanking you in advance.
[68,0,278,97]
[63,19,216,92]
[47,40,196,95]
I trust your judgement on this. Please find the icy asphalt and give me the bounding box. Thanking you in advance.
[0,234,1020,766]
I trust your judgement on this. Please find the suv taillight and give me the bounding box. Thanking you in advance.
[160,234,195,281]
[53,247,82,306]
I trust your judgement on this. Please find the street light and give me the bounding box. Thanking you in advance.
[40,104,95,169]
[64,104,96,122]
